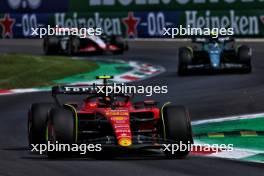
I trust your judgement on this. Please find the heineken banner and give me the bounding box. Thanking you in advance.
[0,0,68,13]
[1,10,264,38]
[69,0,264,12]
[0,0,263,12]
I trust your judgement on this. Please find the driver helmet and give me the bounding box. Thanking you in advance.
[98,96,112,106]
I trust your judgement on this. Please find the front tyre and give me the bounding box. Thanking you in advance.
[178,47,192,76]
[28,103,55,147]
[67,36,80,56]
[46,108,76,157]
[161,105,193,158]
[43,36,59,55]
[238,45,252,73]
[110,35,127,55]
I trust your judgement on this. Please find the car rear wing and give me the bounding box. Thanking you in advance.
[52,85,98,96]
[192,36,234,43]
[51,75,138,104]
[52,83,133,96]
[192,37,207,43]
[52,75,114,95]
[51,84,134,106]
[52,85,101,105]
[218,36,235,43]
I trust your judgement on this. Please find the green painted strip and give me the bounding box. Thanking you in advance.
[133,71,147,76]
[195,135,264,151]
[193,117,264,135]
[195,131,263,138]
[55,61,131,84]
[193,116,264,152]
[242,153,264,162]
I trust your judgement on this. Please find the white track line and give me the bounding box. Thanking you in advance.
[192,113,264,125]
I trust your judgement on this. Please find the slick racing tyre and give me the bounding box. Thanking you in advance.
[46,108,76,157]
[238,45,252,73]
[178,47,192,76]
[110,35,127,55]
[43,36,59,55]
[161,105,193,158]
[67,36,80,56]
[28,103,55,147]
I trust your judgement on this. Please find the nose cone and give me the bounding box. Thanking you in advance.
[118,138,132,147]
[107,110,132,147]
[210,52,221,68]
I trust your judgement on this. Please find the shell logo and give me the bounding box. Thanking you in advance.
[112,116,125,121]
[118,138,132,147]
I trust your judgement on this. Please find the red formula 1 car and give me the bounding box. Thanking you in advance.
[43,35,128,55]
[28,76,193,158]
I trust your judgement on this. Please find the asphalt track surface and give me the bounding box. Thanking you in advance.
[0,40,263,176]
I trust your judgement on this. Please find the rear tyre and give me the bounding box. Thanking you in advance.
[238,45,252,73]
[110,35,127,55]
[161,105,193,158]
[67,36,80,56]
[178,47,192,76]
[43,36,59,55]
[28,103,55,147]
[46,108,76,158]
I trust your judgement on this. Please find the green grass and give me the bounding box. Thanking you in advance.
[0,54,98,89]
[196,136,264,151]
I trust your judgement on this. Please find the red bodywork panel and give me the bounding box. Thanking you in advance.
[76,99,160,147]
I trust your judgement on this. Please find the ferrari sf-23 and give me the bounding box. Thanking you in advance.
[28,76,193,158]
